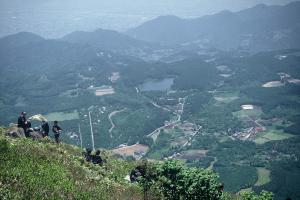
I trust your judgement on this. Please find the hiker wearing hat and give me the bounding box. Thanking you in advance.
[52,121,62,143]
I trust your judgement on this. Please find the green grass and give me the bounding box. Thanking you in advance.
[255,167,271,186]
[45,110,80,121]
[164,128,184,138]
[214,92,239,104]
[215,165,258,193]
[0,129,142,200]
[0,126,275,200]
[233,107,263,119]
[254,129,294,144]
[239,187,253,194]
[218,136,231,143]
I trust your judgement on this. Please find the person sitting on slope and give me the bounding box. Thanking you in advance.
[83,148,93,162]
[92,150,103,165]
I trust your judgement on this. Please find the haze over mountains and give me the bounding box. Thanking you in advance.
[2,1,299,57]
[0,0,297,38]
[1,1,300,200]
[1,2,300,93]
[127,2,300,51]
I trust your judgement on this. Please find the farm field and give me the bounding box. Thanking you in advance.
[214,92,239,104]
[45,111,80,121]
[233,106,263,119]
[255,167,271,186]
[254,130,295,144]
[93,86,115,96]
[112,144,149,159]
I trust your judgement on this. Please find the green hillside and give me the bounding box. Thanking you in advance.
[0,127,273,200]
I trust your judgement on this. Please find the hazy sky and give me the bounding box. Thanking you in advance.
[1,0,298,15]
[0,0,298,37]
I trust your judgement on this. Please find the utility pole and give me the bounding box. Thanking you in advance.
[78,123,83,149]
[89,111,95,151]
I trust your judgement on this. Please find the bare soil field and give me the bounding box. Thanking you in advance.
[94,86,115,96]
[112,144,149,157]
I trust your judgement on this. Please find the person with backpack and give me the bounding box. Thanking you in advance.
[41,120,50,137]
[52,121,62,143]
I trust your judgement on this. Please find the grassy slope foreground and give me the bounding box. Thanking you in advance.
[0,127,141,200]
[0,127,273,200]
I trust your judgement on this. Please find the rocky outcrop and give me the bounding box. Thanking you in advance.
[5,123,43,140]
[5,124,25,138]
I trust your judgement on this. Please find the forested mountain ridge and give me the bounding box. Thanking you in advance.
[61,28,156,55]
[0,32,44,49]
[127,2,300,51]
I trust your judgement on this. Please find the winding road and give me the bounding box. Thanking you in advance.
[147,97,187,142]
[108,108,127,137]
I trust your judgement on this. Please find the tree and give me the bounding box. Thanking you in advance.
[156,159,223,200]
[136,160,158,200]
[240,191,274,200]
[135,159,273,200]
[156,159,186,200]
[183,168,223,200]
[139,136,154,147]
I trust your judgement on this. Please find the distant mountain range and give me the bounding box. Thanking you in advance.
[0,1,299,62]
[61,28,155,54]
[0,32,98,74]
[127,1,300,52]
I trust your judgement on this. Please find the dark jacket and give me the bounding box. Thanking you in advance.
[26,121,31,129]
[42,122,50,133]
[18,116,26,129]
[83,152,93,162]
[52,125,62,134]
[92,155,103,165]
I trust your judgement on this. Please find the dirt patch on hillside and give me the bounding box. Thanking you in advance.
[112,144,149,159]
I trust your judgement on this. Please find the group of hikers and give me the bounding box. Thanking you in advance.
[17,111,104,166]
[17,111,62,143]
[83,148,103,165]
